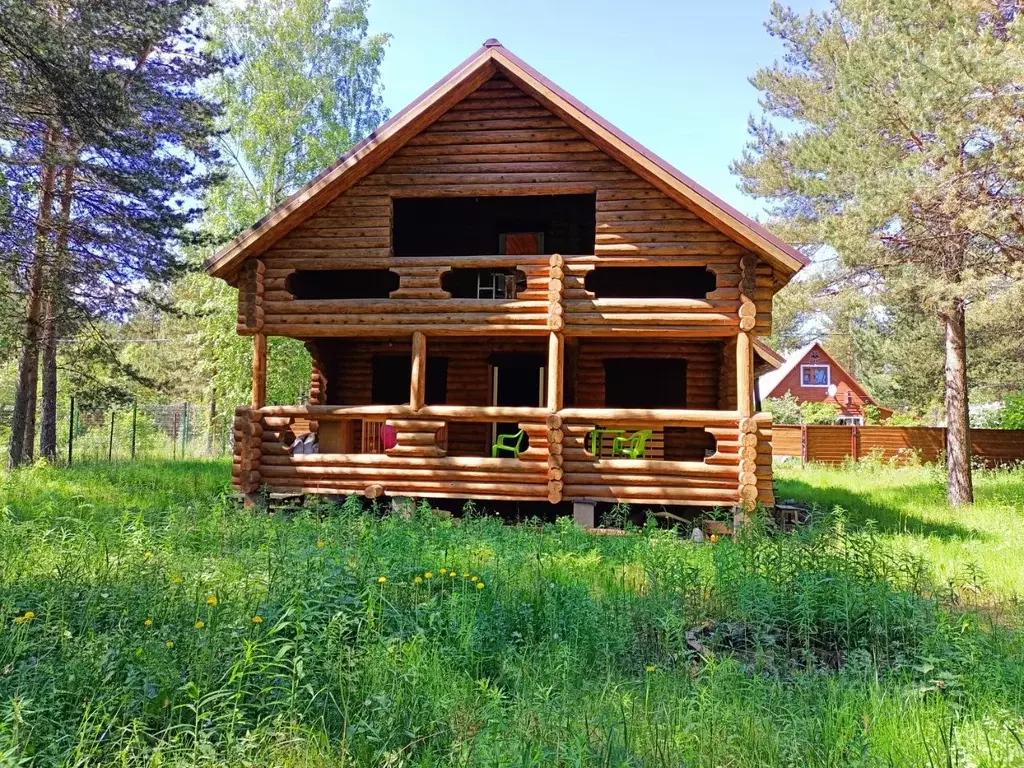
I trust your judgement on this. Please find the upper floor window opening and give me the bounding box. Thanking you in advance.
[801,364,830,387]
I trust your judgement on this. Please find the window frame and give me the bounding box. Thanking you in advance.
[800,364,831,388]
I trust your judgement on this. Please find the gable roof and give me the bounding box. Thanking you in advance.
[758,341,878,404]
[203,40,809,281]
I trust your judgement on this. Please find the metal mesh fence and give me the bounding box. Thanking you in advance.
[1,401,232,465]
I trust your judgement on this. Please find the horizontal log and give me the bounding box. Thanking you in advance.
[560,407,739,427]
[259,465,546,483]
[261,323,550,336]
[259,453,545,470]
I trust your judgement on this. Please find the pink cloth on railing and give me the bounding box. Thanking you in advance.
[380,424,397,450]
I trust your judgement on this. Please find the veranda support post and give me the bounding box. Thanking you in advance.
[252,333,267,410]
[410,331,426,410]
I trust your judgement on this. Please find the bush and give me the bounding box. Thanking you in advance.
[799,400,840,425]
[762,392,801,424]
[998,391,1024,429]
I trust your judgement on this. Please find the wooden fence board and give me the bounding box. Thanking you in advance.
[772,425,1024,466]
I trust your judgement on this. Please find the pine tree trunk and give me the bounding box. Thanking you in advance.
[8,131,57,470]
[39,295,58,460]
[942,298,973,506]
[40,162,76,461]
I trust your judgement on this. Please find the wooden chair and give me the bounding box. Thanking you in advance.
[611,429,653,459]
[492,429,526,458]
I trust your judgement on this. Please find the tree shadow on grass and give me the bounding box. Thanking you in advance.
[776,477,985,542]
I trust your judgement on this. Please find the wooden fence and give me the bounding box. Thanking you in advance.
[772,425,1024,466]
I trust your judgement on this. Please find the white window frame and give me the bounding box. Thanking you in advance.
[800,364,831,388]
[838,415,863,426]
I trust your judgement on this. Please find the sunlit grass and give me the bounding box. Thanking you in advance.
[1,459,1022,765]
[776,461,1024,599]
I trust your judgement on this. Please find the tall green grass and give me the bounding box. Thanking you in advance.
[1,460,1023,766]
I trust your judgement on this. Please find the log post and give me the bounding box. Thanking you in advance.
[251,333,267,410]
[235,406,263,507]
[410,331,426,411]
[736,330,753,419]
[547,331,563,412]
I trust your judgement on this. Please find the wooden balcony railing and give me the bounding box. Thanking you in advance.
[233,405,773,508]
[238,253,748,339]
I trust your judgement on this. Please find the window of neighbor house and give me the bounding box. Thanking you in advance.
[801,364,830,387]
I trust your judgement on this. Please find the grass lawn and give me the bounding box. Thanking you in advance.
[1,459,1023,766]
[776,461,1024,599]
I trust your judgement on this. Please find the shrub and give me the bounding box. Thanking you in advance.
[799,400,840,425]
[998,391,1024,429]
[762,392,801,424]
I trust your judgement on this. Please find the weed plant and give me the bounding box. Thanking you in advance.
[1,460,1022,765]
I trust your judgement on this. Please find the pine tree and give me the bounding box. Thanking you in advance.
[0,0,226,466]
[734,0,1024,505]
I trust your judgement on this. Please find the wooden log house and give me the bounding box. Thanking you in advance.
[205,41,807,513]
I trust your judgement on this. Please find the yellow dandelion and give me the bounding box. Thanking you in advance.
[144,618,153,627]
[476,582,485,590]
[645,665,656,673]
[377,576,388,584]
[449,571,458,578]
[470,575,479,582]
[165,640,175,648]
[709,534,720,544]
[206,595,218,606]
[316,539,326,548]
[252,615,263,625]
[413,576,423,584]
[171,576,184,585]
[13,611,35,625]
[143,551,153,559]
[194,620,205,629]
[23,611,35,620]
[424,572,433,579]
[439,568,448,575]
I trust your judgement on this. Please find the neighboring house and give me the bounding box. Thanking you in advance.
[758,341,890,425]
[206,40,807,513]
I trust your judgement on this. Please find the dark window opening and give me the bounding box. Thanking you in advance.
[287,269,399,300]
[371,355,448,405]
[584,267,715,299]
[392,195,596,257]
[442,268,527,299]
[605,358,687,409]
[664,427,717,461]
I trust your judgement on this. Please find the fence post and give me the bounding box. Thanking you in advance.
[131,401,137,461]
[850,425,859,462]
[800,424,808,466]
[108,409,115,461]
[68,396,75,466]
[182,402,189,458]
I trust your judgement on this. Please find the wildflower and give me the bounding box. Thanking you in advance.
[413,576,423,584]
[470,575,479,582]
[440,568,448,575]
[206,595,218,606]
[251,615,263,625]
[166,640,175,648]
[377,576,388,584]
[144,618,153,627]
[449,571,458,578]
[171,577,184,585]
[13,611,35,625]
[424,572,433,580]
[316,540,326,548]
[476,582,485,590]
[144,551,153,559]
[645,665,656,673]
[709,534,720,544]
[194,620,205,629]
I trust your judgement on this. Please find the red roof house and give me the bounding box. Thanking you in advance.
[758,341,890,424]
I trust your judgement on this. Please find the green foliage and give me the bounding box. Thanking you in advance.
[762,392,801,424]
[202,0,390,237]
[799,400,840,425]
[998,392,1024,430]
[1,461,1023,764]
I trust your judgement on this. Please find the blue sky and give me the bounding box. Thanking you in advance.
[367,0,823,219]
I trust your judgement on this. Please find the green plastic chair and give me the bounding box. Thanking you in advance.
[492,429,526,458]
[611,429,653,459]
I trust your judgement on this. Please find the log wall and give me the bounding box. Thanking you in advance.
[244,74,764,339]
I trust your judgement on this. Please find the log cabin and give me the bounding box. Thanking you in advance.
[204,40,808,518]
[759,341,891,425]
